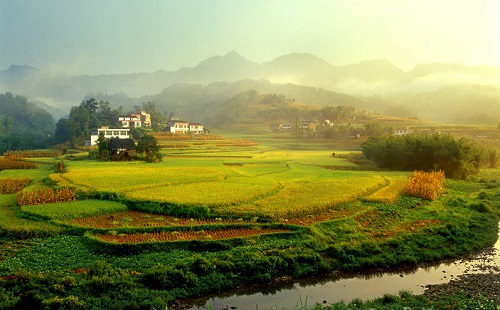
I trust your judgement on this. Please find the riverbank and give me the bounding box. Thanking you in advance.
[424,245,500,304]
[425,273,500,304]
[185,228,500,310]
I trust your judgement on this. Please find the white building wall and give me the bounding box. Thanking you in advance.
[87,128,131,146]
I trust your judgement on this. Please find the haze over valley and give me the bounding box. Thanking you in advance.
[1,1,499,126]
[1,51,499,125]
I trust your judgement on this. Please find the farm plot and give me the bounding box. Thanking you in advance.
[53,153,405,219]
[58,161,225,193]
[66,210,252,228]
[362,174,410,204]
[127,181,281,206]
[0,195,62,237]
[223,175,386,218]
[94,227,292,243]
[21,200,128,220]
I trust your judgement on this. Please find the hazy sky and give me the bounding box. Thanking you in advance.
[1,0,499,75]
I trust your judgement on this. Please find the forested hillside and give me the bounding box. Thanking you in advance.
[0,92,54,153]
[2,52,499,125]
[88,80,366,128]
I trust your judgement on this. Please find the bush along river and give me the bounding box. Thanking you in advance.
[187,230,500,309]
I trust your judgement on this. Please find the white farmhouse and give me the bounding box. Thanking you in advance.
[85,126,131,146]
[165,117,204,134]
[118,111,151,128]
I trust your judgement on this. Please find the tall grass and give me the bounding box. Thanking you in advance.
[403,170,445,201]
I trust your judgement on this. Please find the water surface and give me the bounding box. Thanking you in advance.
[188,231,500,309]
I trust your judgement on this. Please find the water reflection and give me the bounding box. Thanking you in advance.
[189,232,499,309]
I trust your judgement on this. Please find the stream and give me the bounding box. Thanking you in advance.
[187,230,500,309]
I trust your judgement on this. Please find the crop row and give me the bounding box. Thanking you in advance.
[3,149,61,159]
[66,210,251,228]
[16,187,76,206]
[94,227,291,243]
[66,207,365,229]
[159,143,190,148]
[0,159,38,170]
[0,177,30,194]
[153,133,226,141]
[215,138,259,147]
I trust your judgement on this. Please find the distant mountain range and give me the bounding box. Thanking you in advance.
[1,51,499,124]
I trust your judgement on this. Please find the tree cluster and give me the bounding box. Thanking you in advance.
[56,98,168,147]
[0,92,54,153]
[137,133,162,162]
[58,98,123,147]
[362,134,484,179]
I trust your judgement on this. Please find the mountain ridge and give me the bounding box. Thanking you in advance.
[1,51,499,125]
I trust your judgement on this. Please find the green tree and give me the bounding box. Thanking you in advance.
[0,92,54,153]
[67,98,123,147]
[54,118,70,144]
[96,133,110,161]
[362,134,484,179]
[96,100,120,127]
[137,133,162,163]
[134,101,167,131]
[364,123,393,137]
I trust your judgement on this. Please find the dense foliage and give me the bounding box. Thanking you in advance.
[0,92,54,153]
[136,133,162,162]
[362,134,484,179]
[66,98,122,147]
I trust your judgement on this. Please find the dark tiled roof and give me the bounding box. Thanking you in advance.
[109,138,136,151]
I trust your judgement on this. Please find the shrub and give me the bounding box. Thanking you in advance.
[0,159,38,170]
[142,265,198,290]
[16,187,76,206]
[0,177,30,194]
[54,160,67,173]
[403,170,445,201]
[42,295,84,310]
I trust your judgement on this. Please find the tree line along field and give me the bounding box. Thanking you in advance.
[0,133,499,309]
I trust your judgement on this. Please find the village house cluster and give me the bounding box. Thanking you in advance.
[85,113,205,147]
[164,117,205,135]
[118,111,151,128]
[270,120,429,139]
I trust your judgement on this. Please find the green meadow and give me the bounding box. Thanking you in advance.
[0,133,498,309]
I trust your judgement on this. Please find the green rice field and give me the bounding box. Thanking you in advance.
[52,149,401,218]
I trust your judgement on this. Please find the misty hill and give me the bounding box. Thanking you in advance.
[1,51,499,125]
[144,80,366,127]
[0,92,54,153]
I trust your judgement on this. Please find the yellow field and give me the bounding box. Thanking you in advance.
[362,174,409,204]
[51,150,407,219]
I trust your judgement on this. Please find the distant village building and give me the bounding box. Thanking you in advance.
[299,121,317,131]
[85,126,131,146]
[394,127,412,136]
[165,117,205,134]
[119,111,151,128]
[269,122,292,132]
